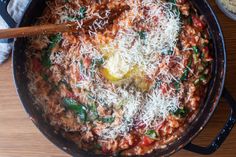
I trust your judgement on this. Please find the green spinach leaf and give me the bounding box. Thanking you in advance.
[138,31,147,40]
[88,104,99,121]
[145,130,158,140]
[193,46,199,54]
[180,59,192,81]
[100,116,115,124]
[41,34,62,68]
[63,98,87,122]
[173,107,189,118]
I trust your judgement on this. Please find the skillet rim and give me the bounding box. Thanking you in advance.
[11,0,227,156]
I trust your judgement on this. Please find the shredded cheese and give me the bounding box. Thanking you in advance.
[45,0,182,140]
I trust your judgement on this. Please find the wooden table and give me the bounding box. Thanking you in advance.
[0,1,236,157]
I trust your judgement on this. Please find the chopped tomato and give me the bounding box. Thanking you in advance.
[140,136,155,146]
[192,15,205,30]
[32,58,42,72]
[66,92,76,99]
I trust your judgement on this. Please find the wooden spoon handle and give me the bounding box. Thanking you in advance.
[0,4,130,39]
[0,23,77,39]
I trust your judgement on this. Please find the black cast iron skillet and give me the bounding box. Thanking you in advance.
[1,0,236,156]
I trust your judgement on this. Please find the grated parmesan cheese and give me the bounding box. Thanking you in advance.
[139,89,179,129]
[46,0,182,140]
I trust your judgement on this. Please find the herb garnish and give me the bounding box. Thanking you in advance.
[63,98,87,123]
[100,116,115,124]
[172,107,189,118]
[41,34,62,68]
[138,31,147,40]
[145,130,158,140]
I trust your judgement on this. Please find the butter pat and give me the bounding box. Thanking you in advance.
[102,53,130,81]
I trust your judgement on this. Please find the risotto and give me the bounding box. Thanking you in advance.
[27,0,213,156]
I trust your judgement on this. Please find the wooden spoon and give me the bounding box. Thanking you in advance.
[0,5,130,39]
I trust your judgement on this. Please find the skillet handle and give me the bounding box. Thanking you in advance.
[0,0,17,43]
[184,87,236,155]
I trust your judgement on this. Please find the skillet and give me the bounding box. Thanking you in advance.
[1,0,236,156]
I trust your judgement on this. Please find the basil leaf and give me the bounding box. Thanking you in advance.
[100,116,115,124]
[145,130,158,139]
[63,98,87,122]
[173,107,189,118]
